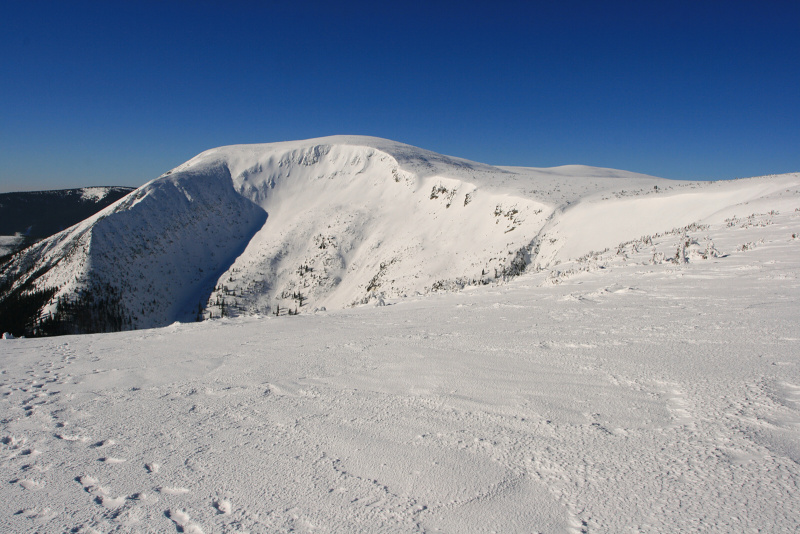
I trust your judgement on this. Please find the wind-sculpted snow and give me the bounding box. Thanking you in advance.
[1,204,799,532]
[0,135,798,335]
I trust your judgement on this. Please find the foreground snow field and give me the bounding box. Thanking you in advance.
[1,200,799,532]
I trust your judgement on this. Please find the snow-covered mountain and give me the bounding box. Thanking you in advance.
[0,136,797,336]
[2,193,799,532]
[1,140,800,533]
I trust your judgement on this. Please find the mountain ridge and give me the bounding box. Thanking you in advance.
[1,136,797,336]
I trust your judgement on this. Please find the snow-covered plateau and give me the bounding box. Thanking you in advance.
[1,136,799,532]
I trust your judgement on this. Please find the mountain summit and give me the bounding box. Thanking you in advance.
[0,136,795,335]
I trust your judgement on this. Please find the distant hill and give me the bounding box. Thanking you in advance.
[0,186,135,255]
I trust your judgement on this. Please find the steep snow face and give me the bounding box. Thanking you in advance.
[183,140,553,316]
[1,134,797,334]
[84,164,268,327]
[1,163,266,331]
[2,136,551,331]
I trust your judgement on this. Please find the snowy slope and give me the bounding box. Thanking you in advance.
[196,138,556,316]
[0,135,797,336]
[1,199,799,532]
[0,165,266,332]
[532,173,800,268]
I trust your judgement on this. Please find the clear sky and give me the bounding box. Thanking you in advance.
[1,1,798,192]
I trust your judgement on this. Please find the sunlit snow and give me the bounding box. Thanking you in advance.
[1,137,799,532]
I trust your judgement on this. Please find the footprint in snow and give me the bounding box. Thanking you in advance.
[214,499,232,514]
[77,475,108,496]
[1,435,21,447]
[95,494,126,509]
[166,509,204,533]
[76,475,131,509]
[15,507,57,522]
[17,479,44,490]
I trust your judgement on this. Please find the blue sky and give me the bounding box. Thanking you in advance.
[1,1,798,192]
